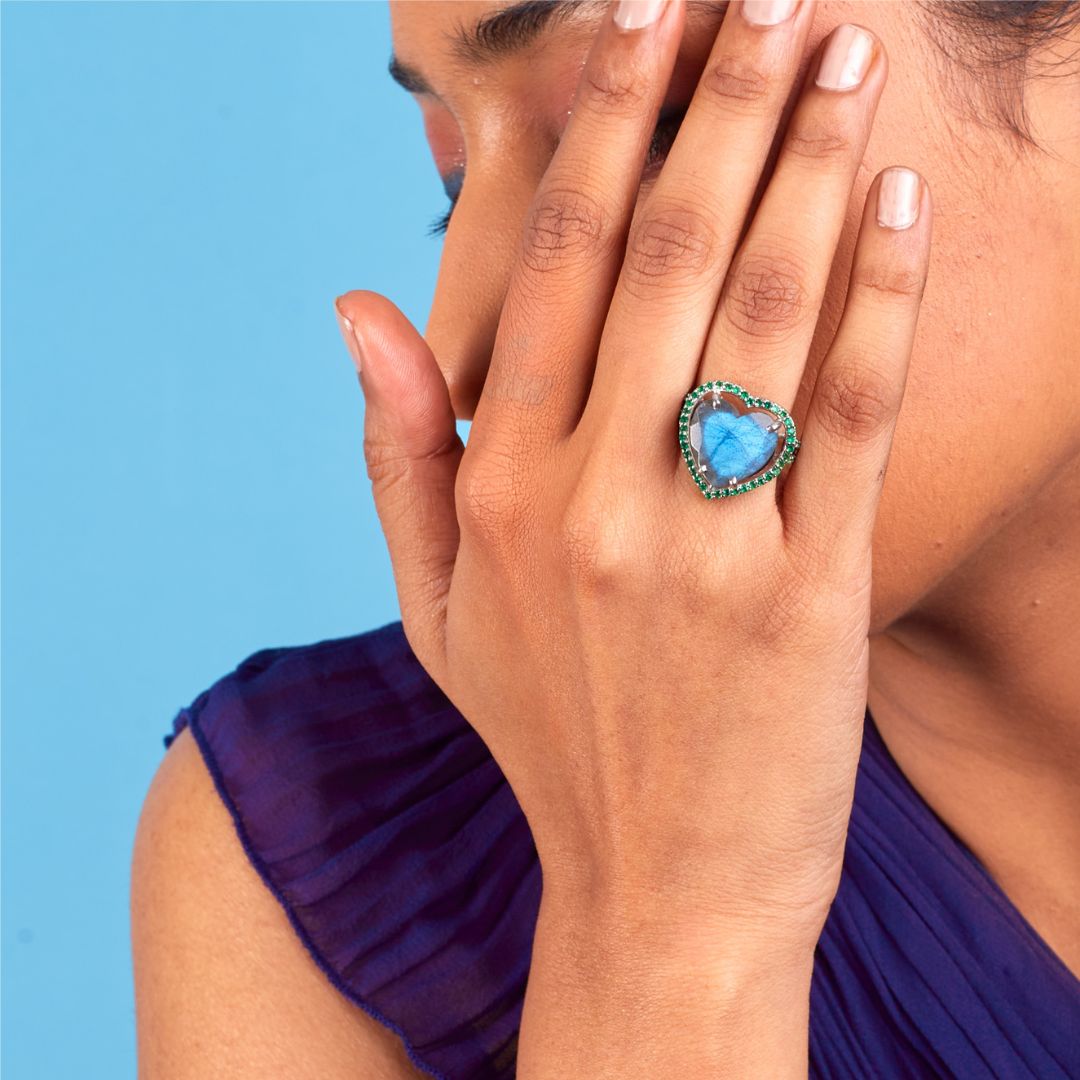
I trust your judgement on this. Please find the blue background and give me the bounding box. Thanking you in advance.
[1,3,453,1074]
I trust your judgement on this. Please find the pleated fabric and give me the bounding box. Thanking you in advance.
[165,619,1080,1079]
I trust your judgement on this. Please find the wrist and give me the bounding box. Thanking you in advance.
[538,858,832,965]
[517,885,819,1080]
[537,878,821,991]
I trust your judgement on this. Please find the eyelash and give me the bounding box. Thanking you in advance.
[427,204,454,238]
[425,106,688,239]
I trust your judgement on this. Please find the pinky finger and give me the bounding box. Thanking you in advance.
[781,166,932,563]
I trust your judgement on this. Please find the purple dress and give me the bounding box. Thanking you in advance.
[164,618,1080,1079]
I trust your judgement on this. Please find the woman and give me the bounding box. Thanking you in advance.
[130,0,1080,1076]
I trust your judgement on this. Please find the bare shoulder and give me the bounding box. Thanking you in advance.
[131,725,426,1080]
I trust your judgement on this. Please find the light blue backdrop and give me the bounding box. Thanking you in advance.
[1,3,455,1075]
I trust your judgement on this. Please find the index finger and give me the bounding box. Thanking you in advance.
[468,0,685,459]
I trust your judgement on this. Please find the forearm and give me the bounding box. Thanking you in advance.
[517,882,818,1080]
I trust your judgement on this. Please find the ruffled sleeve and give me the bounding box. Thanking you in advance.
[165,618,1080,1079]
[165,619,541,1080]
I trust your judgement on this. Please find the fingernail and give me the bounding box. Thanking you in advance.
[815,24,875,91]
[877,167,922,230]
[334,298,364,374]
[741,0,797,27]
[613,0,667,31]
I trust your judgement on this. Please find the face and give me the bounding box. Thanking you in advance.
[387,0,1080,634]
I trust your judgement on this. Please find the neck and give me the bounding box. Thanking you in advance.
[867,449,1080,977]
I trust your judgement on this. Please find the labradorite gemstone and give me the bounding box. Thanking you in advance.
[689,395,781,485]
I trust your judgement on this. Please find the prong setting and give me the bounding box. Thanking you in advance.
[678,380,800,499]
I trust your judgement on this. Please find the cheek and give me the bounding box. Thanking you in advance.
[792,33,1080,631]
[859,194,1077,632]
[421,120,557,415]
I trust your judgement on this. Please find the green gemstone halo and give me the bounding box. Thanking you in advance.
[679,380,800,499]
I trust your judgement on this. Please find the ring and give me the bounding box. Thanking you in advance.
[678,380,800,499]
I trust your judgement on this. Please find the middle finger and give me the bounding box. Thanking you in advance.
[581,0,816,448]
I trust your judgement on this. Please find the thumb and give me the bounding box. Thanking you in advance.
[334,289,461,679]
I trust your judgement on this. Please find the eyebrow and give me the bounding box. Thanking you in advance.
[387,0,604,97]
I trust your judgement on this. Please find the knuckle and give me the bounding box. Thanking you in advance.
[363,435,410,493]
[777,503,821,565]
[745,542,870,654]
[577,56,652,117]
[811,359,898,445]
[520,187,608,277]
[780,546,872,660]
[621,201,718,297]
[455,454,529,550]
[699,54,772,113]
[722,250,809,340]
[557,494,638,594]
[783,117,853,165]
[851,262,927,305]
[782,500,875,612]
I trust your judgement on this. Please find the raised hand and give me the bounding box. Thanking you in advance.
[336,0,931,1073]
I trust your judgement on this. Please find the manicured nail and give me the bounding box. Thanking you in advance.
[877,167,922,230]
[334,298,364,374]
[613,0,667,31]
[741,0,797,27]
[815,24,875,91]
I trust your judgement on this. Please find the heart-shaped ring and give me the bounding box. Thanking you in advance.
[678,380,800,499]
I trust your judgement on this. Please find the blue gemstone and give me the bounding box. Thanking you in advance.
[689,397,780,485]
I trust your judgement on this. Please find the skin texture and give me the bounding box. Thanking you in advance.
[381,0,1080,970]
[343,2,934,1072]
[131,1,1079,1076]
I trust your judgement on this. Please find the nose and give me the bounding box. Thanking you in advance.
[423,142,551,420]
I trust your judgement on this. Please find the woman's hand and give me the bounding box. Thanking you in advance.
[336,0,930,1073]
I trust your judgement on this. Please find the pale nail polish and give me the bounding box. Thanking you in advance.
[613,0,667,31]
[815,24,875,91]
[334,300,364,374]
[742,0,797,27]
[877,167,922,230]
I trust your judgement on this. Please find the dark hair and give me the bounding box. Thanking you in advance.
[917,1,1080,148]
